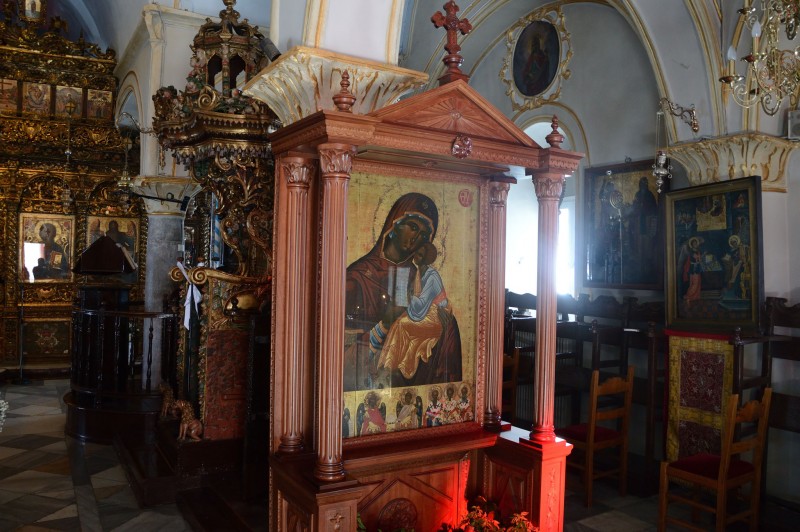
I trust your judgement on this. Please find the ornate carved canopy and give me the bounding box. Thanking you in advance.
[151,0,279,280]
[151,0,280,167]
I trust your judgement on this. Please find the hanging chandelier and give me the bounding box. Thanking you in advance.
[720,0,800,116]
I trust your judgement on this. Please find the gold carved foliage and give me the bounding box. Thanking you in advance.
[1,118,129,171]
[19,173,72,214]
[86,181,143,217]
[192,154,274,278]
[20,283,74,303]
[0,3,116,64]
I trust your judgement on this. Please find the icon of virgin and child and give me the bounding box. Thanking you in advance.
[344,192,463,392]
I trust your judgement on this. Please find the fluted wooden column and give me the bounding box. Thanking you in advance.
[277,156,315,454]
[314,143,355,482]
[529,174,564,442]
[484,177,513,430]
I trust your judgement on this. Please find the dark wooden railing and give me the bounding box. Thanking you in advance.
[70,305,179,405]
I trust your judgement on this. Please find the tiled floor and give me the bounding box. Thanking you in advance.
[0,378,189,531]
[1,378,798,531]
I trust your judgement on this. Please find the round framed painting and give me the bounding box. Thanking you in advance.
[512,20,560,97]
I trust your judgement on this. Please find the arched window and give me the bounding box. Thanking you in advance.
[505,120,575,296]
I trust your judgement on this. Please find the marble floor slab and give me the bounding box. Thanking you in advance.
[2,378,799,531]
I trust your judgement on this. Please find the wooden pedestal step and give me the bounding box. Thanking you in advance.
[64,389,161,446]
[176,487,268,532]
[114,418,253,506]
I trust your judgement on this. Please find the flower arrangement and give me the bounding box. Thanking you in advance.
[356,497,538,532]
[439,497,538,532]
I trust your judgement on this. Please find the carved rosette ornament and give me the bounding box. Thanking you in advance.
[451,134,473,159]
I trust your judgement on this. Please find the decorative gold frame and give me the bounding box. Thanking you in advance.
[18,0,47,24]
[500,6,572,112]
[19,212,75,283]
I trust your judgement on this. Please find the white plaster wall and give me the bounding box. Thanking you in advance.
[761,192,791,299]
[788,153,800,303]
[116,6,211,177]
[272,0,308,52]
[320,0,398,63]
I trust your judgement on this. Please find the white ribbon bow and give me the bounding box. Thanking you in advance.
[176,261,201,330]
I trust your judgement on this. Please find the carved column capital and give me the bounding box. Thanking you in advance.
[488,179,511,206]
[318,143,356,175]
[531,174,564,202]
[281,156,314,187]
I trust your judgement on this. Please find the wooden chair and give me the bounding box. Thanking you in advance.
[658,388,772,532]
[556,365,634,507]
[501,347,520,424]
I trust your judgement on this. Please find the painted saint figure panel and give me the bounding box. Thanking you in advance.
[665,176,763,333]
[87,89,112,120]
[343,174,480,438]
[0,78,18,113]
[22,82,50,115]
[19,214,73,282]
[55,86,82,118]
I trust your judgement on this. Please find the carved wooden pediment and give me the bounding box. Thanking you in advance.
[369,80,536,147]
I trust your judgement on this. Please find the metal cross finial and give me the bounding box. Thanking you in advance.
[432,1,472,85]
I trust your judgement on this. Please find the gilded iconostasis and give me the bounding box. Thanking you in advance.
[0,1,145,367]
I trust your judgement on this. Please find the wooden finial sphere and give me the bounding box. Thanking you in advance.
[332,70,357,112]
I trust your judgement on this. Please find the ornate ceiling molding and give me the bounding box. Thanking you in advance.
[242,46,429,125]
[668,133,798,192]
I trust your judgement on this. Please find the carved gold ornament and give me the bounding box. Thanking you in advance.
[451,134,473,159]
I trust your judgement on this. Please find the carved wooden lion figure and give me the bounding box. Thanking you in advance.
[171,399,204,441]
[159,383,175,418]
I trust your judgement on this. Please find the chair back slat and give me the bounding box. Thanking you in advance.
[718,389,772,483]
[589,366,634,429]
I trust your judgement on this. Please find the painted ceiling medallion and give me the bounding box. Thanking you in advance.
[451,134,472,159]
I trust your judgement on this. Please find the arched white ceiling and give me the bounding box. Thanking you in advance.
[49,0,271,57]
[45,0,786,143]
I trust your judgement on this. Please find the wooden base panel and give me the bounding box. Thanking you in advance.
[64,390,160,446]
[114,417,246,507]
